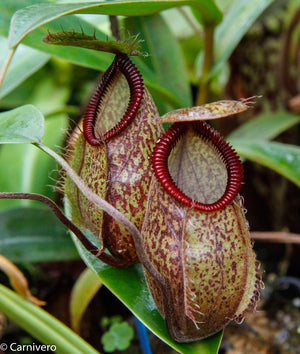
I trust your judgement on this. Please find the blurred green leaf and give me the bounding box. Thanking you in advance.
[101,321,134,352]
[0,37,49,100]
[0,144,40,210]
[228,111,300,141]
[0,66,56,109]
[0,115,68,204]
[29,76,71,116]
[0,284,99,354]
[0,105,44,144]
[232,140,300,187]
[0,207,79,263]
[8,0,222,47]
[211,0,276,76]
[70,268,102,333]
[101,315,123,327]
[124,13,192,112]
[69,230,223,354]
[180,35,203,84]
[0,86,68,210]
[0,0,44,37]
[162,8,202,39]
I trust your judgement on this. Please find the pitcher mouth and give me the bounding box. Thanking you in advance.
[152,121,243,212]
[83,54,144,145]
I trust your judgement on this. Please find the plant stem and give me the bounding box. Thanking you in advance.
[110,15,120,40]
[196,26,214,106]
[251,231,300,244]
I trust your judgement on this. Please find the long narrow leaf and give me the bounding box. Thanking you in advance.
[0,255,45,305]
[70,268,102,333]
[228,111,300,141]
[211,0,275,76]
[0,37,49,99]
[124,13,192,111]
[0,284,99,354]
[232,140,300,187]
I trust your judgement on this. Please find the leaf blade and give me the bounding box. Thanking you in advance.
[0,105,44,144]
[124,13,192,110]
[70,268,102,333]
[232,140,300,187]
[211,0,276,76]
[0,284,99,354]
[8,0,222,48]
[0,37,50,99]
[228,111,300,141]
[0,255,45,305]
[0,207,79,263]
[0,115,68,209]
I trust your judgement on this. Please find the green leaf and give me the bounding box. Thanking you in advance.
[0,207,79,263]
[0,1,113,72]
[101,332,116,352]
[0,0,45,38]
[70,233,223,354]
[0,105,44,144]
[70,268,102,333]
[0,115,68,207]
[1,2,183,108]
[0,37,49,99]
[228,111,300,141]
[26,18,113,72]
[0,284,99,354]
[211,0,276,76]
[27,74,71,117]
[101,322,134,352]
[8,0,222,47]
[124,13,192,111]
[0,97,68,209]
[232,140,300,187]
[162,8,202,39]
